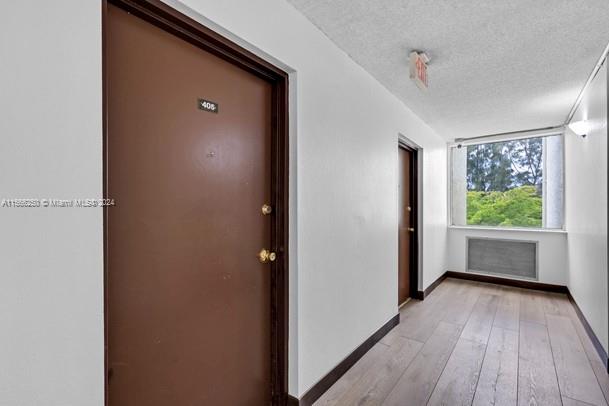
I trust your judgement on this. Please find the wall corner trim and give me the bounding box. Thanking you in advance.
[417,272,449,299]
[444,270,568,293]
[567,291,609,372]
[295,314,400,406]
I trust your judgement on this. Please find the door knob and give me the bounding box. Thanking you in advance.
[258,249,276,263]
[261,204,273,215]
[408,227,415,232]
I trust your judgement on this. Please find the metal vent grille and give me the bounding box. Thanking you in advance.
[467,237,538,280]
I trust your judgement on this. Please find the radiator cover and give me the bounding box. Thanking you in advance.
[466,237,538,280]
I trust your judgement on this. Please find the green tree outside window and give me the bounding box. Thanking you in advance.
[466,138,543,227]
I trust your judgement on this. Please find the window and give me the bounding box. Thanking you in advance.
[450,133,564,229]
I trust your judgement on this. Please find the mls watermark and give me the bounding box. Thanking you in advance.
[1,198,116,208]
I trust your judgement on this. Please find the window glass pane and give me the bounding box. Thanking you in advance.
[451,135,563,229]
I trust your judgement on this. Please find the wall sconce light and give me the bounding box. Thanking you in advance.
[568,120,590,138]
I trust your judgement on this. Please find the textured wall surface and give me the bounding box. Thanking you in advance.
[287,0,609,139]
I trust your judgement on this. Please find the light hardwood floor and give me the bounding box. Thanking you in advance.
[314,278,609,406]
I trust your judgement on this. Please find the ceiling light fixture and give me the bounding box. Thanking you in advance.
[568,120,590,138]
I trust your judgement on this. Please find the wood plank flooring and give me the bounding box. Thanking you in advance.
[313,278,609,406]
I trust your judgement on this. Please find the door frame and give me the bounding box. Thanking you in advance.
[101,0,290,404]
[398,141,419,300]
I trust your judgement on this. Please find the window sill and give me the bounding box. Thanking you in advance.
[448,225,567,234]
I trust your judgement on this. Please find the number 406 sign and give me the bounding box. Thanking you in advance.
[198,98,219,114]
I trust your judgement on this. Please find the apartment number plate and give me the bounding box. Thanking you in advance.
[198,98,219,113]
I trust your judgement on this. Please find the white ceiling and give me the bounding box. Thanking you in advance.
[287,0,609,139]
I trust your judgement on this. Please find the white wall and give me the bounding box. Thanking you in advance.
[447,228,568,285]
[565,60,608,352]
[0,2,104,406]
[420,146,449,289]
[0,0,449,403]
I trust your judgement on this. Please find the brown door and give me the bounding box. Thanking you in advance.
[398,147,414,305]
[106,5,273,405]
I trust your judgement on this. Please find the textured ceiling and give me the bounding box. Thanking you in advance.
[287,0,609,139]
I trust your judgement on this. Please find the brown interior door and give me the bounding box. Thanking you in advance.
[106,5,273,405]
[398,147,413,305]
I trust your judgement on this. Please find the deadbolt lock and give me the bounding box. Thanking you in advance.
[258,249,277,263]
[261,204,273,215]
[407,206,412,212]
[408,227,415,232]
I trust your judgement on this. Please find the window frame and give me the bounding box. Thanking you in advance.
[447,131,566,232]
